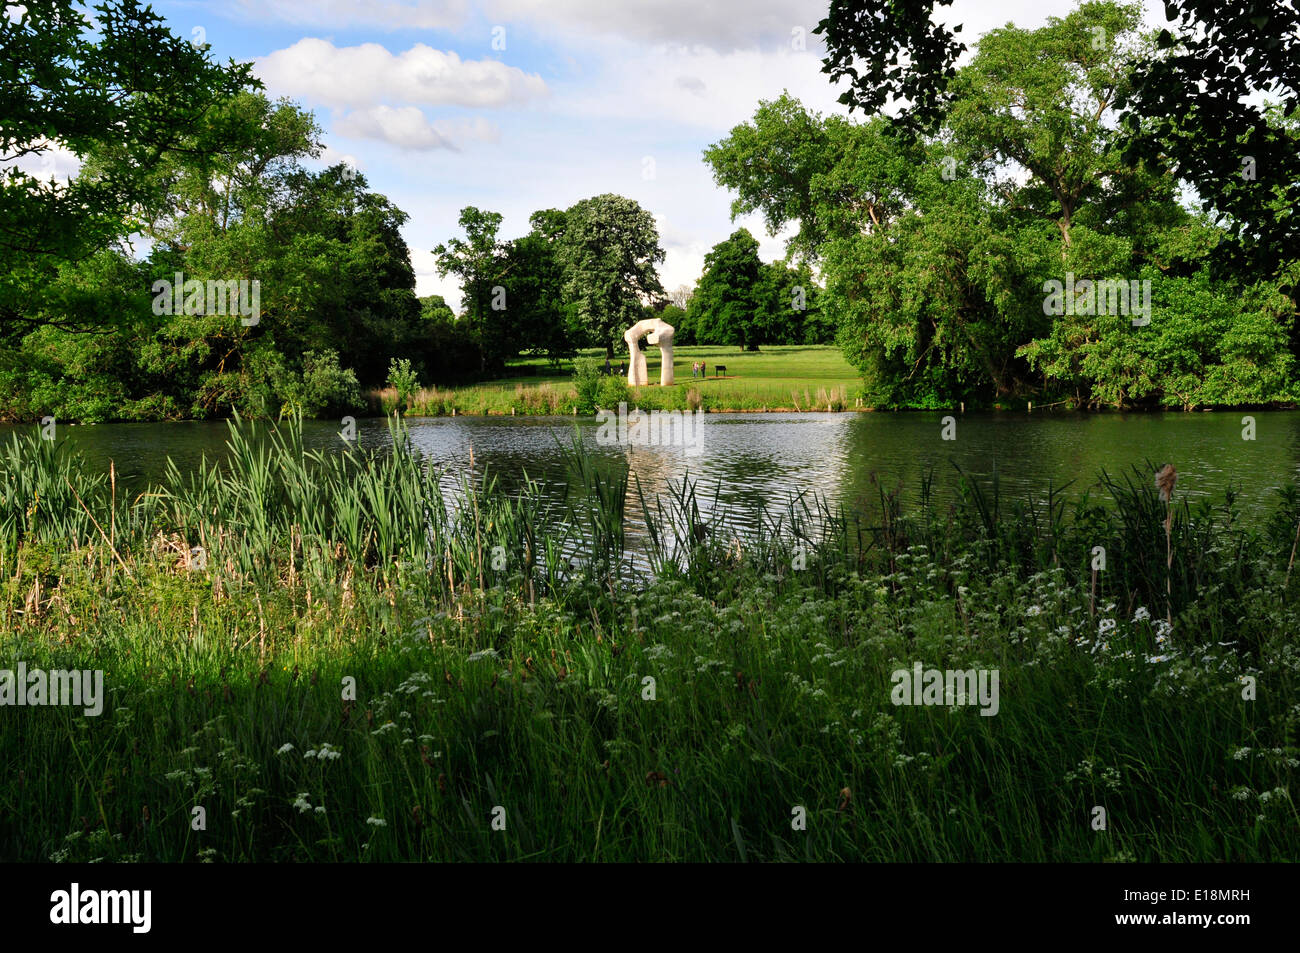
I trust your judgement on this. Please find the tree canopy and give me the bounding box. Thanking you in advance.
[1,0,260,331]
[707,1,1299,409]
[815,0,1300,281]
[556,193,666,358]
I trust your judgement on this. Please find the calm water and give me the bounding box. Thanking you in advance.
[7,411,1300,529]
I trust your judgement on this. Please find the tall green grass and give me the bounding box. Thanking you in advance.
[0,416,1296,861]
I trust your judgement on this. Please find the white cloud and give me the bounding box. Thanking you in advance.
[255,39,548,110]
[3,141,81,184]
[674,76,706,97]
[318,145,363,174]
[485,0,828,51]
[232,0,469,31]
[334,107,500,150]
[336,106,455,150]
[551,42,849,132]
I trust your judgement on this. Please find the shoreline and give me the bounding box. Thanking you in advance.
[4,401,1300,425]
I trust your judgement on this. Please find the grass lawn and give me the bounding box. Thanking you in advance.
[368,345,864,416]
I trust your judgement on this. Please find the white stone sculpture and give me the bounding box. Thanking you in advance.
[623,317,675,387]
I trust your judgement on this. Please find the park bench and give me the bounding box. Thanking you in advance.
[714,365,727,377]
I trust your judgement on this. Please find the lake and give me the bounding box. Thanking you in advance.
[7,410,1300,533]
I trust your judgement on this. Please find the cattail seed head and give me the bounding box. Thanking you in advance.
[1155,464,1178,503]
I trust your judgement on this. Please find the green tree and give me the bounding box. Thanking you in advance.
[759,261,825,345]
[273,349,362,418]
[658,304,690,344]
[704,92,925,264]
[689,229,765,349]
[1,91,427,421]
[556,194,665,358]
[496,212,575,365]
[386,357,420,414]
[815,0,1300,279]
[1,0,258,332]
[434,208,510,374]
[702,94,843,262]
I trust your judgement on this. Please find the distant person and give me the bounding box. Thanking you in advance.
[701,361,707,378]
[604,355,611,376]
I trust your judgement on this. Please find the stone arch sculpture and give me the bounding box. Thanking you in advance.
[623,317,675,387]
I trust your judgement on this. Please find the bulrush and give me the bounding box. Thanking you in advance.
[1154,463,1177,502]
[1155,464,1177,624]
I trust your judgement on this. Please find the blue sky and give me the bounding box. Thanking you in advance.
[26,1,1174,309]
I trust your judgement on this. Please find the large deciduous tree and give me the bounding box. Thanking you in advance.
[434,207,509,374]
[689,229,765,349]
[556,194,665,358]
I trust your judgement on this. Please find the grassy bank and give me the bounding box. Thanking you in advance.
[0,418,1297,861]
[367,345,861,416]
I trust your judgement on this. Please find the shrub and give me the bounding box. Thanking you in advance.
[387,358,421,413]
[271,350,362,418]
[299,350,363,417]
[572,357,602,415]
[597,374,629,410]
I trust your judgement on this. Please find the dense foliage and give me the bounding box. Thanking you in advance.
[707,1,1300,409]
[1,0,257,330]
[816,0,1300,280]
[678,229,830,349]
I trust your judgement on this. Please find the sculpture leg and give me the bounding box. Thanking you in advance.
[627,342,647,386]
[659,343,674,386]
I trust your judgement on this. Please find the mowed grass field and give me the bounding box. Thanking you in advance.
[367,345,863,416]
